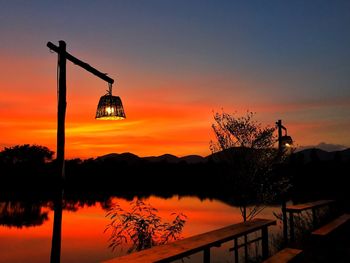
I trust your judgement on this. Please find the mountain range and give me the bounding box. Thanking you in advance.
[294,148,350,162]
[95,147,350,164]
[96,152,206,164]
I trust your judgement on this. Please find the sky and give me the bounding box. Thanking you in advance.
[0,0,350,158]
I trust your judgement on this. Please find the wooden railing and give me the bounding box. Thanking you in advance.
[285,199,335,243]
[103,218,276,263]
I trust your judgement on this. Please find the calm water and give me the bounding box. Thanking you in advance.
[0,195,281,263]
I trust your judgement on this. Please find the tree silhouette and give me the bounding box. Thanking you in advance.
[210,111,289,221]
[210,111,293,261]
[0,144,54,165]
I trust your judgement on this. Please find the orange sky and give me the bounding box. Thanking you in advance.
[0,55,214,158]
[1,52,349,158]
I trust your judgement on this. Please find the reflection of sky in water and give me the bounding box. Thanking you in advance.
[0,196,281,263]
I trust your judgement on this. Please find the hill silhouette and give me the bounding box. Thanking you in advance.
[98,153,206,164]
[95,147,350,165]
[96,152,143,164]
[144,154,180,163]
[295,148,350,162]
[180,155,205,164]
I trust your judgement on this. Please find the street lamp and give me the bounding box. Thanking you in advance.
[276,120,293,151]
[47,40,125,263]
[47,40,125,180]
[275,119,292,247]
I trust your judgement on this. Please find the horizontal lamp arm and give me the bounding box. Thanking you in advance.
[47,42,114,84]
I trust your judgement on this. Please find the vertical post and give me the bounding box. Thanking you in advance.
[57,40,67,181]
[50,40,66,263]
[244,234,248,263]
[51,193,63,263]
[329,202,337,220]
[277,120,282,152]
[282,201,288,246]
[234,238,239,263]
[289,212,295,243]
[261,226,269,260]
[277,120,288,246]
[203,247,210,263]
[312,208,318,229]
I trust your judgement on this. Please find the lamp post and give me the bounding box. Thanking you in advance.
[276,119,293,246]
[47,40,125,263]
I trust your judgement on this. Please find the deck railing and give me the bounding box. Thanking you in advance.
[103,218,276,263]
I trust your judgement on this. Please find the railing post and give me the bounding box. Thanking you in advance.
[234,238,239,263]
[289,212,295,243]
[312,208,318,229]
[329,202,336,218]
[204,247,210,263]
[261,226,269,260]
[282,200,288,246]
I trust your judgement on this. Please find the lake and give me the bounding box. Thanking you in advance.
[0,195,281,263]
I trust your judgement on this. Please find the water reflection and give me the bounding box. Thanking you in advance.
[0,194,279,263]
[50,191,63,263]
[49,189,115,262]
[0,201,49,228]
[0,194,115,229]
[0,193,114,262]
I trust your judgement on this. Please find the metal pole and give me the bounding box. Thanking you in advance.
[50,40,66,263]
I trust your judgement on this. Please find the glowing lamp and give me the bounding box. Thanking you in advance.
[281,135,293,147]
[96,84,126,120]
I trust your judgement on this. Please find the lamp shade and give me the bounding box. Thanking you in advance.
[95,94,126,120]
[281,135,293,146]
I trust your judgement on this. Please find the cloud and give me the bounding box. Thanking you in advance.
[297,142,348,152]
